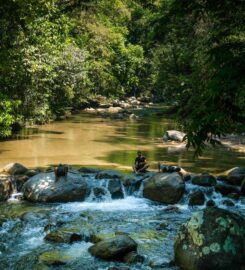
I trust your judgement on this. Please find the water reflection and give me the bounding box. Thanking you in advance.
[0,109,244,173]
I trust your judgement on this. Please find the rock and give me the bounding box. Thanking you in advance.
[222,199,235,207]
[93,187,107,199]
[78,167,100,174]
[163,130,186,142]
[88,235,137,260]
[123,251,144,264]
[22,172,89,202]
[226,193,240,200]
[188,190,205,206]
[191,173,216,186]
[15,175,29,191]
[38,250,72,266]
[0,175,13,201]
[108,179,124,199]
[45,229,82,243]
[96,170,124,180]
[129,114,138,120]
[206,199,216,207]
[215,183,240,196]
[3,163,28,175]
[107,267,130,270]
[143,173,185,204]
[241,178,245,195]
[174,207,245,270]
[218,167,245,186]
[25,170,38,177]
[108,107,123,113]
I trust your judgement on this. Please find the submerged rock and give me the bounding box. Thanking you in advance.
[3,163,28,175]
[191,173,216,187]
[22,172,89,202]
[174,207,245,270]
[88,235,137,260]
[143,173,185,204]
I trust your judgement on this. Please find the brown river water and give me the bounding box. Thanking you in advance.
[0,107,244,173]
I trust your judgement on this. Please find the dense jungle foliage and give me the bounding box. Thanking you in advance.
[0,0,244,150]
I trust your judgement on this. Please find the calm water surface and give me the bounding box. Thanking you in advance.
[0,107,244,173]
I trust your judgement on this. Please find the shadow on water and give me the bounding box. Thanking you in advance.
[7,128,65,141]
[99,145,245,174]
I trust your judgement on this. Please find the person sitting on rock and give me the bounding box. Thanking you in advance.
[54,164,68,182]
[158,161,181,173]
[133,151,149,174]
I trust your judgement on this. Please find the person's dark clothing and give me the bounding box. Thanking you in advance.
[135,156,146,170]
[56,165,66,176]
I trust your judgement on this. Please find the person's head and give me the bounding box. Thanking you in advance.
[137,151,142,156]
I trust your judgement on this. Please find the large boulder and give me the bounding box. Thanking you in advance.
[0,175,13,201]
[143,173,185,204]
[191,173,216,187]
[218,167,245,186]
[163,130,186,142]
[22,172,89,202]
[174,207,245,270]
[3,163,28,175]
[88,235,137,260]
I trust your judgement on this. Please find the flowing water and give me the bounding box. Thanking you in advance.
[0,106,245,270]
[0,175,244,270]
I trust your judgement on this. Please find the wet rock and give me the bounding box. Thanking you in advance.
[163,130,186,142]
[143,173,185,204]
[96,170,124,180]
[218,167,245,186]
[0,175,13,201]
[149,258,172,268]
[108,179,124,199]
[22,172,89,202]
[174,207,245,270]
[192,173,216,186]
[107,267,130,270]
[38,250,71,266]
[164,206,181,213]
[78,167,100,174]
[25,170,38,177]
[20,211,47,221]
[93,187,107,199]
[222,199,235,207]
[123,251,144,264]
[15,175,29,191]
[88,235,137,260]
[215,183,240,196]
[241,178,245,195]
[3,163,28,175]
[188,190,205,206]
[45,229,82,243]
[226,193,240,200]
[206,199,216,207]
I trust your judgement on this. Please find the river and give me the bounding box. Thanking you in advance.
[0,105,244,173]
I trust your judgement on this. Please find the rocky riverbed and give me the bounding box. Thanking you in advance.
[0,163,245,270]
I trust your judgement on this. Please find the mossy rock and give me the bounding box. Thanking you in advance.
[174,207,245,270]
[44,228,82,243]
[88,235,137,260]
[38,250,73,266]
